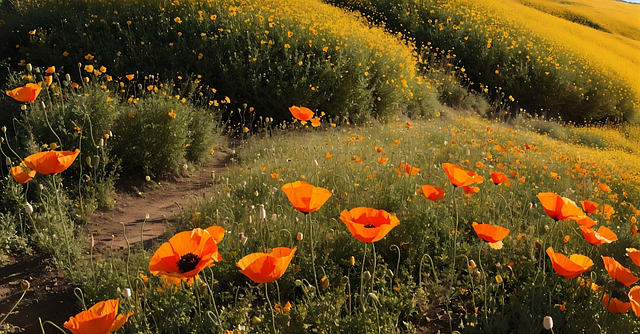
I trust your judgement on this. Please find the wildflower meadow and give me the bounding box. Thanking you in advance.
[1,0,640,333]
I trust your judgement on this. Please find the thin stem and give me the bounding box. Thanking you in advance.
[0,289,27,325]
[371,242,377,292]
[360,242,368,312]
[53,175,72,270]
[265,283,277,334]
[308,214,320,294]
[39,319,68,334]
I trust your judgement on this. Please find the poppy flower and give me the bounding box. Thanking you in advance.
[23,149,80,175]
[6,82,42,102]
[406,121,413,128]
[546,247,593,279]
[395,162,420,176]
[378,156,388,164]
[596,204,615,219]
[149,227,222,279]
[10,165,36,183]
[602,293,631,314]
[632,225,640,236]
[339,207,400,243]
[463,186,480,194]
[536,193,585,221]
[420,184,445,201]
[579,225,617,245]
[629,286,640,317]
[281,181,331,214]
[311,117,321,127]
[626,248,640,268]
[45,75,53,86]
[490,172,508,185]
[126,74,134,80]
[598,183,611,192]
[288,106,314,121]
[576,216,597,228]
[472,223,510,249]
[236,247,297,283]
[442,163,482,187]
[63,298,132,334]
[580,200,599,214]
[602,256,639,286]
[45,66,55,74]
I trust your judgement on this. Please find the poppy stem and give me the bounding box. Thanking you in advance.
[360,242,368,313]
[265,282,278,334]
[308,214,320,295]
[371,242,377,292]
[38,319,67,334]
[0,289,27,326]
[478,244,489,327]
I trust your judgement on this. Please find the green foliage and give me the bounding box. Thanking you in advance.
[0,0,441,123]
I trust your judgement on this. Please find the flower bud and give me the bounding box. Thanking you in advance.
[146,175,151,182]
[20,279,30,291]
[183,164,188,171]
[5,157,11,166]
[296,232,303,241]
[99,138,104,147]
[240,233,248,246]
[363,271,371,280]
[543,316,553,330]
[1,126,6,133]
[271,213,277,221]
[24,202,33,214]
[41,101,46,109]
[21,105,27,111]
[77,62,82,68]
[122,288,132,298]
[145,213,150,220]
[259,205,266,219]
[469,260,477,269]
[294,279,303,287]
[312,159,318,167]
[495,275,503,284]
[320,276,329,289]
[251,316,262,325]
[385,269,394,277]
[65,74,71,83]
[350,256,355,266]
[26,64,32,72]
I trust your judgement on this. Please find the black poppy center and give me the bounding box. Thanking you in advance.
[364,224,376,228]
[177,253,202,273]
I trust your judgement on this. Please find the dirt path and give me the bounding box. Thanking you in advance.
[86,151,231,253]
[0,151,230,332]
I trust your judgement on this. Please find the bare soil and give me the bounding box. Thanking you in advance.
[0,151,230,332]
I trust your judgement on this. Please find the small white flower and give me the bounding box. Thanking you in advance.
[259,205,266,219]
[24,202,33,214]
[122,288,132,299]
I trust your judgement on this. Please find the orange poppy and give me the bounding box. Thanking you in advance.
[126,74,134,80]
[23,149,80,175]
[602,256,639,286]
[602,293,631,314]
[490,172,508,185]
[406,121,413,128]
[10,165,36,183]
[6,82,42,102]
[472,223,510,249]
[580,200,599,214]
[45,75,53,86]
[63,298,132,334]
[236,247,297,283]
[626,248,640,268]
[395,162,420,176]
[463,186,480,194]
[288,106,314,121]
[339,207,400,243]
[596,204,615,219]
[629,286,640,317]
[576,216,597,228]
[45,66,55,74]
[420,185,445,201]
[632,225,640,236]
[281,181,331,214]
[442,163,482,187]
[310,117,321,127]
[149,227,222,279]
[546,247,593,279]
[536,192,586,221]
[598,183,611,192]
[579,225,617,245]
[378,156,388,164]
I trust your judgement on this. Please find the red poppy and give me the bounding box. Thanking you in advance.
[442,163,482,187]
[339,207,400,243]
[10,165,36,183]
[472,223,510,249]
[63,298,132,334]
[395,162,420,176]
[236,247,297,283]
[579,225,617,245]
[490,172,508,185]
[281,181,331,214]
[289,106,314,121]
[6,82,42,102]
[420,185,445,201]
[149,227,222,279]
[546,247,593,279]
[602,256,639,286]
[536,192,586,221]
[23,149,80,175]
[629,286,640,317]
[580,200,599,214]
[627,248,640,268]
[602,293,631,314]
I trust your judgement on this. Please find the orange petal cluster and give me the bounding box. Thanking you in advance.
[546,247,593,279]
[420,184,445,201]
[339,207,400,243]
[442,163,482,187]
[64,298,132,334]
[602,256,639,286]
[6,82,42,102]
[537,192,585,221]
[236,247,296,283]
[288,106,314,121]
[281,181,331,214]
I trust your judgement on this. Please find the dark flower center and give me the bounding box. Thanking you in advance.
[177,252,202,273]
[364,224,376,228]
